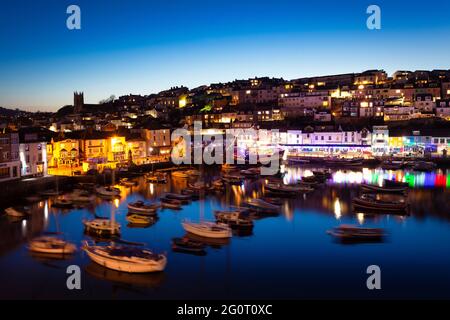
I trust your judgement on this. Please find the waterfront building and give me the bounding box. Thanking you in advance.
[48,135,80,169]
[19,132,48,177]
[140,125,171,161]
[435,99,450,120]
[125,133,147,165]
[371,126,389,156]
[0,130,20,182]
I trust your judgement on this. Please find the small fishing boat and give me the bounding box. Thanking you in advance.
[222,174,243,184]
[96,186,121,198]
[214,210,254,230]
[83,219,121,236]
[244,199,280,213]
[221,164,238,171]
[28,236,77,255]
[327,225,386,242]
[52,199,74,209]
[182,220,232,239]
[146,172,167,183]
[83,241,167,273]
[120,178,137,187]
[160,198,182,210]
[126,214,153,225]
[164,193,191,202]
[4,207,29,218]
[266,183,314,194]
[240,168,260,178]
[171,171,189,179]
[384,179,409,188]
[352,194,409,212]
[361,183,407,194]
[127,201,159,215]
[171,237,206,255]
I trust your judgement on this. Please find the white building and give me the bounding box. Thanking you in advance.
[19,141,48,177]
[372,126,389,155]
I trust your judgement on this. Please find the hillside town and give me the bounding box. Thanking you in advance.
[1,69,450,182]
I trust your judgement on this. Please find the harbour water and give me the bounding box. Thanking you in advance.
[1,165,449,299]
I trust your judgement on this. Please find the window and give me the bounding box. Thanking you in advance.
[25,144,29,151]
[26,155,30,163]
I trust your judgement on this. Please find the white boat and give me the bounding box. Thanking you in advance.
[4,207,28,217]
[29,236,77,255]
[83,241,167,273]
[83,219,121,236]
[96,186,121,198]
[127,201,159,215]
[182,220,232,239]
[172,171,189,178]
[244,199,280,212]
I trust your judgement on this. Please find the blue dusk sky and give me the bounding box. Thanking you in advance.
[0,0,449,111]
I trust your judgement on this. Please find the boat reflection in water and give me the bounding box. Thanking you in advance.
[85,262,166,289]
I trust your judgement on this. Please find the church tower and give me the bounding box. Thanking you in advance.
[74,91,84,113]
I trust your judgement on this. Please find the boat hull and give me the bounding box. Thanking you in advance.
[182,222,232,239]
[85,249,167,273]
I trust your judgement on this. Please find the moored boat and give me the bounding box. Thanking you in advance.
[352,194,409,212]
[28,236,77,255]
[327,225,386,242]
[222,174,243,184]
[96,186,121,198]
[384,179,409,188]
[171,237,206,255]
[361,183,407,194]
[146,172,167,183]
[4,207,29,218]
[244,199,280,213]
[126,214,153,225]
[127,201,159,215]
[120,178,137,187]
[182,220,232,239]
[82,241,167,273]
[214,210,254,230]
[83,219,121,236]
